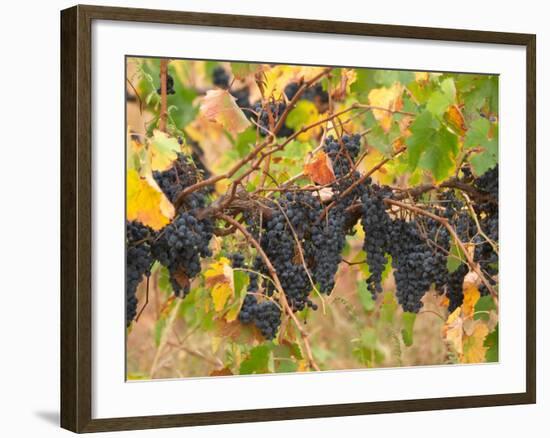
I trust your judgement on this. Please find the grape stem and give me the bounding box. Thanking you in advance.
[218,213,321,372]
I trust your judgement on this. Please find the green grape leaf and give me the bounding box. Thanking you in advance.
[233,269,249,298]
[239,345,273,375]
[350,69,377,96]
[157,264,172,295]
[380,291,398,324]
[154,318,167,347]
[366,125,393,156]
[474,295,497,321]
[357,280,375,313]
[418,126,458,181]
[234,127,257,158]
[401,312,417,347]
[446,241,464,273]
[484,325,499,362]
[374,70,414,87]
[406,111,458,181]
[231,62,262,80]
[426,78,456,118]
[464,118,498,175]
[276,360,298,373]
[285,100,318,131]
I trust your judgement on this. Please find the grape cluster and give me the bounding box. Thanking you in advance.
[260,201,312,310]
[157,73,176,95]
[311,206,347,295]
[153,152,209,209]
[126,221,155,326]
[446,264,469,312]
[387,219,441,312]
[473,166,499,295]
[238,294,281,340]
[283,82,300,100]
[230,253,282,340]
[323,134,364,207]
[232,87,251,115]
[152,153,214,296]
[284,82,329,110]
[212,66,230,89]
[152,213,213,297]
[251,101,294,137]
[303,84,329,107]
[361,186,392,296]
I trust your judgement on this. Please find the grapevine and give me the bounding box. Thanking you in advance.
[125,59,500,377]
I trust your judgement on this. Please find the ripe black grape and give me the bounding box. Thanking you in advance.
[311,206,347,294]
[251,101,294,137]
[212,66,230,89]
[157,73,176,95]
[152,213,213,297]
[126,220,155,326]
[238,294,281,340]
[153,152,210,209]
[361,185,392,296]
[446,264,468,312]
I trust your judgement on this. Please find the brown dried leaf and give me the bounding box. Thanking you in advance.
[209,367,233,377]
[304,151,336,185]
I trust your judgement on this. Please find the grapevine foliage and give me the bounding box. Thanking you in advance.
[126,59,500,376]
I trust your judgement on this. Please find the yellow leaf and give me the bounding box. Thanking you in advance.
[200,89,250,135]
[462,282,481,318]
[211,336,223,354]
[415,71,429,83]
[368,83,404,133]
[297,360,309,372]
[462,322,489,363]
[286,100,320,141]
[304,151,336,185]
[211,283,232,312]
[295,66,327,83]
[445,105,467,136]
[204,257,232,285]
[261,65,326,100]
[126,169,174,230]
[357,149,394,185]
[224,303,241,323]
[443,307,464,356]
[205,258,235,312]
[149,130,181,171]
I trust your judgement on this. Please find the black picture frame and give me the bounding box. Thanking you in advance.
[61,4,536,433]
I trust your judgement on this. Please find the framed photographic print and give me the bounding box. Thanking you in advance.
[60,4,536,433]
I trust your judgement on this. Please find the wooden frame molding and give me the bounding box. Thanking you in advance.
[60,4,536,433]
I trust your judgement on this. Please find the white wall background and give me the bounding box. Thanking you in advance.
[0,0,545,436]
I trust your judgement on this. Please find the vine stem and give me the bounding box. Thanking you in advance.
[159,59,169,132]
[218,213,321,372]
[384,198,498,304]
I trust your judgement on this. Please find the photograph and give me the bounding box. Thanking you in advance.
[125,56,499,379]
